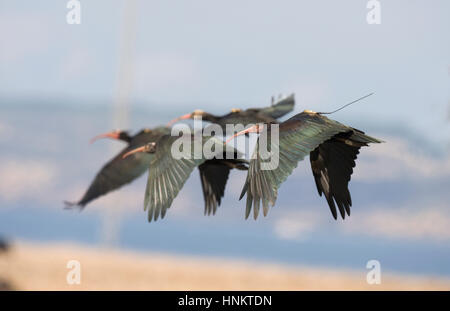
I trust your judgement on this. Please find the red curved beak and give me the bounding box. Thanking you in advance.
[167,113,192,127]
[122,146,146,159]
[225,124,262,144]
[89,131,120,144]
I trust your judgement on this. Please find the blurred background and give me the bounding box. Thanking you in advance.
[0,0,449,290]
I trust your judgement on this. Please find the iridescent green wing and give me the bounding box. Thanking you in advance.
[144,134,233,222]
[240,112,356,219]
[257,94,295,119]
[65,127,169,209]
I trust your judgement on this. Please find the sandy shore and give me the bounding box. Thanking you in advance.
[0,241,449,290]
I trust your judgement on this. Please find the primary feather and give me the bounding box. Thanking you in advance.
[143,134,248,222]
[239,111,383,220]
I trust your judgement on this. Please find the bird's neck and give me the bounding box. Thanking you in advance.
[121,134,133,143]
[201,113,219,123]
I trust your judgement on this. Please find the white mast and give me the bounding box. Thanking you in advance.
[100,0,138,247]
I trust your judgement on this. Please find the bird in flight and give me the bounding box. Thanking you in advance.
[167,94,295,129]
[123,132,248,222]
[65,127,170,209]
[227,109,383,220]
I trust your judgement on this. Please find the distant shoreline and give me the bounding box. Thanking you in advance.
[1,241,449,291]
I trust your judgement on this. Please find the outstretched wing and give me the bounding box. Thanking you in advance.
[257,94,295,119]
[65,147,153,209]
[199,158,248,216]
[240,111,382,219]
[65,128,169,209]
[309,129,381,219]
[144,135,240,222]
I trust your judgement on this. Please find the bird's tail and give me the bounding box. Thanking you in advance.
[268,94,295,118]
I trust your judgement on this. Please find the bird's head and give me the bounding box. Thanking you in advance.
[89,130,131,144]
[122,142,157,159]
[226,123,264,144]
[191,109,206,118]
[167,109,206,126]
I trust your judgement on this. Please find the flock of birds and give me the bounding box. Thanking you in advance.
[65,94,383,221]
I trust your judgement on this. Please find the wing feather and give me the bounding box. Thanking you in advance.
[309,129,377,219]
[258,94,295,119]
[144,135,243,221]
[65,128,171,209]
[240,112,381,219]
[199,158,248,216]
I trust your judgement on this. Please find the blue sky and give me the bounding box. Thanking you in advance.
[0,1,449,277]
[1,1,449,143]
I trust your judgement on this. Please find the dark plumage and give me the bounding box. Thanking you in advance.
[228,110,383,220]
[199,157,248,216]
[65,127,170,209]
[123,133,248,222]
[168,94,295,129]
[309,131,369,219]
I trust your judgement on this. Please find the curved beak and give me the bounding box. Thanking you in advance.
[89,131,120,144]
[122,146,146,159]
[225,125,261,144]
[167,113,192,127]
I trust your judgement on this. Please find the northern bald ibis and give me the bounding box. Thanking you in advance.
[65,127,170,208]
[123,133,248,222]
[167,94,295,129]
[227,110,383,220]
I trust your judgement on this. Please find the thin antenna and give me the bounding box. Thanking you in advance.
[318,92,374,115]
